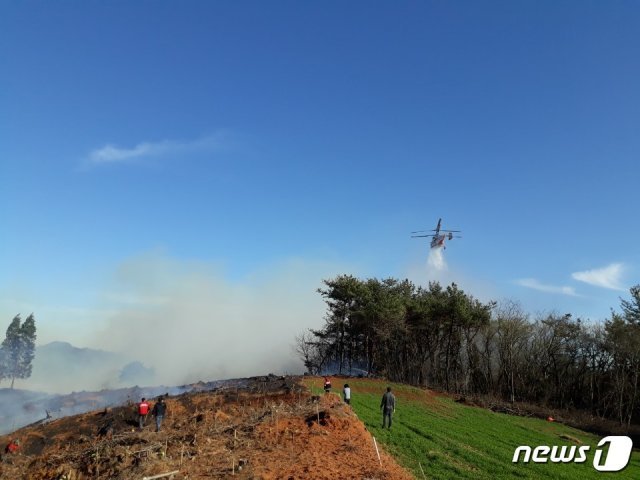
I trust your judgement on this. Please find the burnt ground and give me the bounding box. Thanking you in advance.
[0,375,414,479]
[1,379,249,435]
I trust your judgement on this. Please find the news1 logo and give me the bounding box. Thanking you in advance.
[512,436,633,472]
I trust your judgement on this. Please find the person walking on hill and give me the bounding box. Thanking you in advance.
[137,397,150,429]
[380,387,396,429]
[323,376,332,393]
[152,396,167,432]
[4,439,20,455]
[343,384,351,405]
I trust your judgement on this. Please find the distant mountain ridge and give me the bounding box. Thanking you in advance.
[0,341,157,434]
[36,341,121,363]
[9,341,155,395]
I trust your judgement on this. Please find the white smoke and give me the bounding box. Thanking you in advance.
[427,247,447,272]
[88,252,356,387]
[2,252,362,394]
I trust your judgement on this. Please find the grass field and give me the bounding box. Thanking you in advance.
[305,377,640,479]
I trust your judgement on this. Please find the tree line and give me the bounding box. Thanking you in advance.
[0,314,37,389]
[297,276,640,427]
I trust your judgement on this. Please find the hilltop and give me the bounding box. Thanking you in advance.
[2,375,638,479]
[0,379,228,435]
[0,375,412,479]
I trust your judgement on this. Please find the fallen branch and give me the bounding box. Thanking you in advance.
[142,470,180,480]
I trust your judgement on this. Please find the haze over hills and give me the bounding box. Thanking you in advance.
[0,341,159,434]
[16,341,155,394]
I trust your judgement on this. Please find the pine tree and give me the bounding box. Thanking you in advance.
[0,339,6,385]
[20,314,37,382]
[1,315,22,389]
[620,285,640,325]
[0,314,37,389]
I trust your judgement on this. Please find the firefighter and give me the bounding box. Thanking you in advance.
[137,397,150,429]
[323,376,332,393]
[4,439,20,454]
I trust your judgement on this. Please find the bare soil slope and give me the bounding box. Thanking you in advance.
[0,376,413,479]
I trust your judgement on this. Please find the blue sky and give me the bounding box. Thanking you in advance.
[1,1,639,355]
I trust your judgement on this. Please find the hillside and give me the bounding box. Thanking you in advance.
[2,375,638,479]
[305,377,640,480]
[0,375,412,479]
[0,380,223,435]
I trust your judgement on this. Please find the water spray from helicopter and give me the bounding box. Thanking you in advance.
[427,247,447,271]
[411,218,461,273]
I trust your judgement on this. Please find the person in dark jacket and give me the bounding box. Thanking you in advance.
[380,387,396,428]
[152,397,167,432]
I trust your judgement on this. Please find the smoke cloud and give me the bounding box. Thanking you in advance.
[88,252,351,387]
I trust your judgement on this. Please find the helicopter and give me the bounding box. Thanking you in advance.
[411,218,462,249]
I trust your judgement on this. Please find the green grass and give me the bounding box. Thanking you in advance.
[306,378,640,479]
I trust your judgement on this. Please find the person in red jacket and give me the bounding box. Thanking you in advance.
[137,397,150,429]
[5,439,20,454]
[323,376,332,393]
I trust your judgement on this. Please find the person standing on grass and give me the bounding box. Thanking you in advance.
[152,396,167,432]
[380,386,396,428]
[343,383,351,405]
